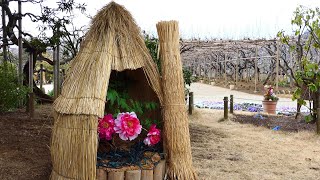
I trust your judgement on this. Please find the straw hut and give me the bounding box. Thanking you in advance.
[50,2,163,180]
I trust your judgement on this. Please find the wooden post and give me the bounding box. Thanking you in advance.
[246,63,249,83]
[97,169,107,180]
[153,160,166,180]
[317,108,320,134]
[141,170,153,180]
[254,46,258,93]
[18,0,23,85]
[236,50,239,85]
[28,53,34,119]
[125,170,141,180]
[40,62,44,92]
[230,95,233,114]
[108,171,124,180]
[224,96,228,119]
[188,92,194,115]
[2,0,8,62]
[54,45,60,99]
[217,54,220,79]
[290,51,294,87]
[224,54,227,83]
[276,41,279,91]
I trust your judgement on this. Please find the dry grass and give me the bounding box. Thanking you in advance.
[190,108,320,180]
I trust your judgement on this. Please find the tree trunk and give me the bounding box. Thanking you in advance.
[23,54,53,104]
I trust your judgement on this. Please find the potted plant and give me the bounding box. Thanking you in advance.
[262,86,279,114]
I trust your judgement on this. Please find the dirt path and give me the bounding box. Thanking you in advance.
[0,105,53,180]
[190,83,297,108]
[190,109,320,180]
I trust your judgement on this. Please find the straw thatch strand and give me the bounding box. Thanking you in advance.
[51,2,163,180]
[53,2,163,117]
[50,113,98,180]
[157,21,198,180]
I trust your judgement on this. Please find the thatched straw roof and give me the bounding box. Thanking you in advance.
[53,2,163,117]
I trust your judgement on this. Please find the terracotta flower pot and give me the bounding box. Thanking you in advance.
[262,100,277,114]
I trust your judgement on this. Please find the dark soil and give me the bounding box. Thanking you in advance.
[232,113,316,133]
[0,104,53,180]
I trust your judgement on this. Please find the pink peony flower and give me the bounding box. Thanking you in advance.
[98,114,115,140]
[144,124,161,146]
[114,112,142,141]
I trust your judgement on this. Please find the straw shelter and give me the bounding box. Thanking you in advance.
[157,21,198,180]
[50,2,163,180]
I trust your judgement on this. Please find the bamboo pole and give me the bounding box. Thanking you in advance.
[276,41,279,91]
[157,20,197,180]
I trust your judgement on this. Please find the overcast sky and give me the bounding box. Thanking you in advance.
[9,0,320,40]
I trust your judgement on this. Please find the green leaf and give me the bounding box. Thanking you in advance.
[107,89,118,106]
[308,83,318,92]
[306,71,314,77]
[298,99,307,106]
[305,115,312,123]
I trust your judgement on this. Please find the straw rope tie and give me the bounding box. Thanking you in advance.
[56,126,97,131]
[79,49,147,59]
[161,103,186,107]
[57,94,106,101]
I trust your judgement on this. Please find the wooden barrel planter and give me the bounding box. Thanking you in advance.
[262,100,277,114]
[97,160,166,180]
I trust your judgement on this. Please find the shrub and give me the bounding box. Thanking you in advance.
[0,63,29,112]
[47,89,54,97]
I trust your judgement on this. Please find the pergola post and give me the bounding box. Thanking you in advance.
[276,41,279,91]
[18,0,23,85]
[54,45,60,99]
[2,0,8,63]
[290,51,294,87]
[254,46,258,93]
[28,53,34,119]
[40,62,44,91]
[236,50,239,85]
[224,54,227,84]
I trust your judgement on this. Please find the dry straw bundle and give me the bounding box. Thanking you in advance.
[157,21,198,180]
[50,2,163,180]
